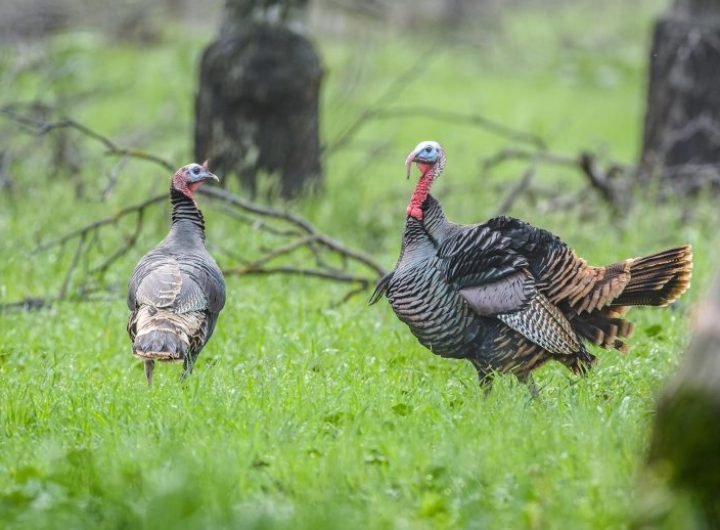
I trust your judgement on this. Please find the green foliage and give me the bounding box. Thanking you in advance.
[1,1,718,528]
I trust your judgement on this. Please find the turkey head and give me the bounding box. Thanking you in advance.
[405,141,446,220]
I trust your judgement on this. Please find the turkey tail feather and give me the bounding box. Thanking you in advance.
[134,328,187,361]
[572,308,634,352]
[611,245,693,307]
[130,306,206,362]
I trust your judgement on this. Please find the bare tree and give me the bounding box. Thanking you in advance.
[639,0,720,195]
[194,0,323,199]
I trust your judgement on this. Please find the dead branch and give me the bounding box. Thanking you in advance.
[325,42,441,156]
[329,283,370,308]
[88,204,146,276]
[326,106,546,156]
[238,235,319,270]
[58,232,87,300]
[1,104,634,313]
[0,297,53,312]
[199,186,386,277]
[578,152,628,214]
[0,113,386,309]
[482,147,576,174]
[100,155,131,200]
[33,193,166,253]
[482,146,631,215]
[493,163,537,217]
[0,107,175,173]
[323,42,545,156]
[223,265,370,285]
[214,204,303,238]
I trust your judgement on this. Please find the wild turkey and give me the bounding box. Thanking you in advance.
[127,162,226,385]
[371,140,693,391]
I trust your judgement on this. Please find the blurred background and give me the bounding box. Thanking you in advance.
[2,0,717,291]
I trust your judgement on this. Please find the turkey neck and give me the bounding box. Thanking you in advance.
[170,186,206,242]
[420,195,448,239]
[404,195,449,245]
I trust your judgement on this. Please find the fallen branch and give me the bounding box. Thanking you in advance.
[482,146,631,215]
[0,297,53,312]
[326,106,546,156]
[199,186,386,277]
[223,265,370,285]
[1,113,386,310]
[1,104,635,313]
[373,107,546,150]
[1,106,175,174]
[482,147,576,174]
[493,163,537,217]
[579,153,618,208]
[33,194,166,253]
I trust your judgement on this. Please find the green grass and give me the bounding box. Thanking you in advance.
[1,1,718,528]
[0,283,701,530]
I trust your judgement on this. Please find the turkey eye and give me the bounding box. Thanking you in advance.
[424,146,432,153]
[192,167,200,175]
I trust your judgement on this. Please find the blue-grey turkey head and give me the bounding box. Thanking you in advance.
[371,140,692,394]
[127,161,226,385]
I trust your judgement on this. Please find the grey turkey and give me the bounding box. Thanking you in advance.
[127,162,226,385]
[371,140,693,392]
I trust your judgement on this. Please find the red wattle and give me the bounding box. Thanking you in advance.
[407,171,433,221]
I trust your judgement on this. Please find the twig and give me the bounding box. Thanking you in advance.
[325,42,442,155]
[215,204,303,238]
[103,148,174,171]
[34,193,166,253]
[0,297,53,312]
[482,146,631,215]
[1,108,176,173]
[1,113,387,309]
[240,236,318,269]
[223,265,371,285]
[58,233,87,300]
[199,186,386,277]
[88,205,146,276]
[198,186,316,233]
[482,147,576,174]
[493,163,537,217]
[100,155,131,201]
[330,283,369,308]
[578,152,625,213]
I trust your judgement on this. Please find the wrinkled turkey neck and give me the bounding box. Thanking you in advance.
[170,186,205,239]
[420,195,446,233]
[407,169,435,217]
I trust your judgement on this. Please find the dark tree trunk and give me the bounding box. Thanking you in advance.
[639,0,720,195]
[644,273,720,527]
[194,0,322,199]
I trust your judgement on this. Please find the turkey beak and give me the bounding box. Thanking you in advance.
[191,170,219,183]
[198,160,219,182]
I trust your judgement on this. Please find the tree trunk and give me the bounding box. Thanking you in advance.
[643,273,720,527]
[639,0,720,195]
[194,0,322,199]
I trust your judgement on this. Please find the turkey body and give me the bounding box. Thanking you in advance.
[373,194,692,385]
[127,176,226,383]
